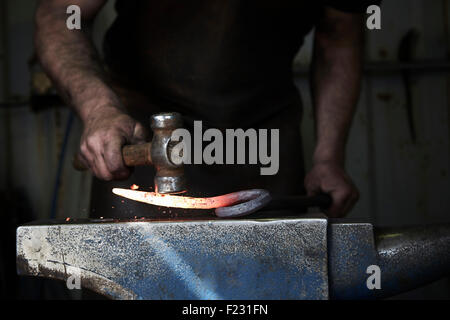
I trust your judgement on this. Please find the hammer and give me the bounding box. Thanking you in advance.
[73,112,186,194]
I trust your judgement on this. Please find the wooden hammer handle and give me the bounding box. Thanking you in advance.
[73,142,152,171]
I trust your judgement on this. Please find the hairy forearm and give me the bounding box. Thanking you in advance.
[311,12,364,165]
[34,2,122,122]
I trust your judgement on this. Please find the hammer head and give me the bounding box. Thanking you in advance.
[150,112,187,194]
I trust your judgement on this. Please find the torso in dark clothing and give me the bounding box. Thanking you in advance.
[103,0,323,127]
[92,1,369,218]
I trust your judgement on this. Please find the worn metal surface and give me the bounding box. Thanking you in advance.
[17,215,329,300]
[150,112,186,194]
[213,189,272,218]
[328,222,378,299]
[375,223,450,298]
[328,222,450,299]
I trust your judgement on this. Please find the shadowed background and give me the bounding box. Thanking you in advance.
[0,0,449,299]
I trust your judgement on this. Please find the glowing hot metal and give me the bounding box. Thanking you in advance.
[112,188,272,218]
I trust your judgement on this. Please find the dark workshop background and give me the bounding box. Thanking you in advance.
[0,1,449,299]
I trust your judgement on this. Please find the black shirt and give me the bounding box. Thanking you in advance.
[103,0,374,127]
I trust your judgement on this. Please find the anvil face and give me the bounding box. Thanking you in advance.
[16,215,329,300]
[16,216,450,299]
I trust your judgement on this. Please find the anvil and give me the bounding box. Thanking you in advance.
[16,214,450,299]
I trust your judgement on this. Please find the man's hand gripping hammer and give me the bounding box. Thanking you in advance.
[73,112,186,194]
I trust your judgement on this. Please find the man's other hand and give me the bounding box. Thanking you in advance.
[78,106,148,181]
[304,161,359,217]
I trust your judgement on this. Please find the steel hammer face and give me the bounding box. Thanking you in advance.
[150,112,187,194]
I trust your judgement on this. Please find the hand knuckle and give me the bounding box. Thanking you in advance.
[108,161,124,174]
[107,128,119,137]
[105,151,124,170]
[86,136,99,148]
[80,143,88,154]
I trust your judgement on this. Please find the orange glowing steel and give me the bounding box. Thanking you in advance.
[112,188,242,209]
[130,184,139,190]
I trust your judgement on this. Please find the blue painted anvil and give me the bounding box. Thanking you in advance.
[16,214,450,299]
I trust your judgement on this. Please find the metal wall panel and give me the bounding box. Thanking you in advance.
[5,0,93,220]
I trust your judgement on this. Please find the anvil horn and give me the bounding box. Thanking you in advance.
[328,223,450,299]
